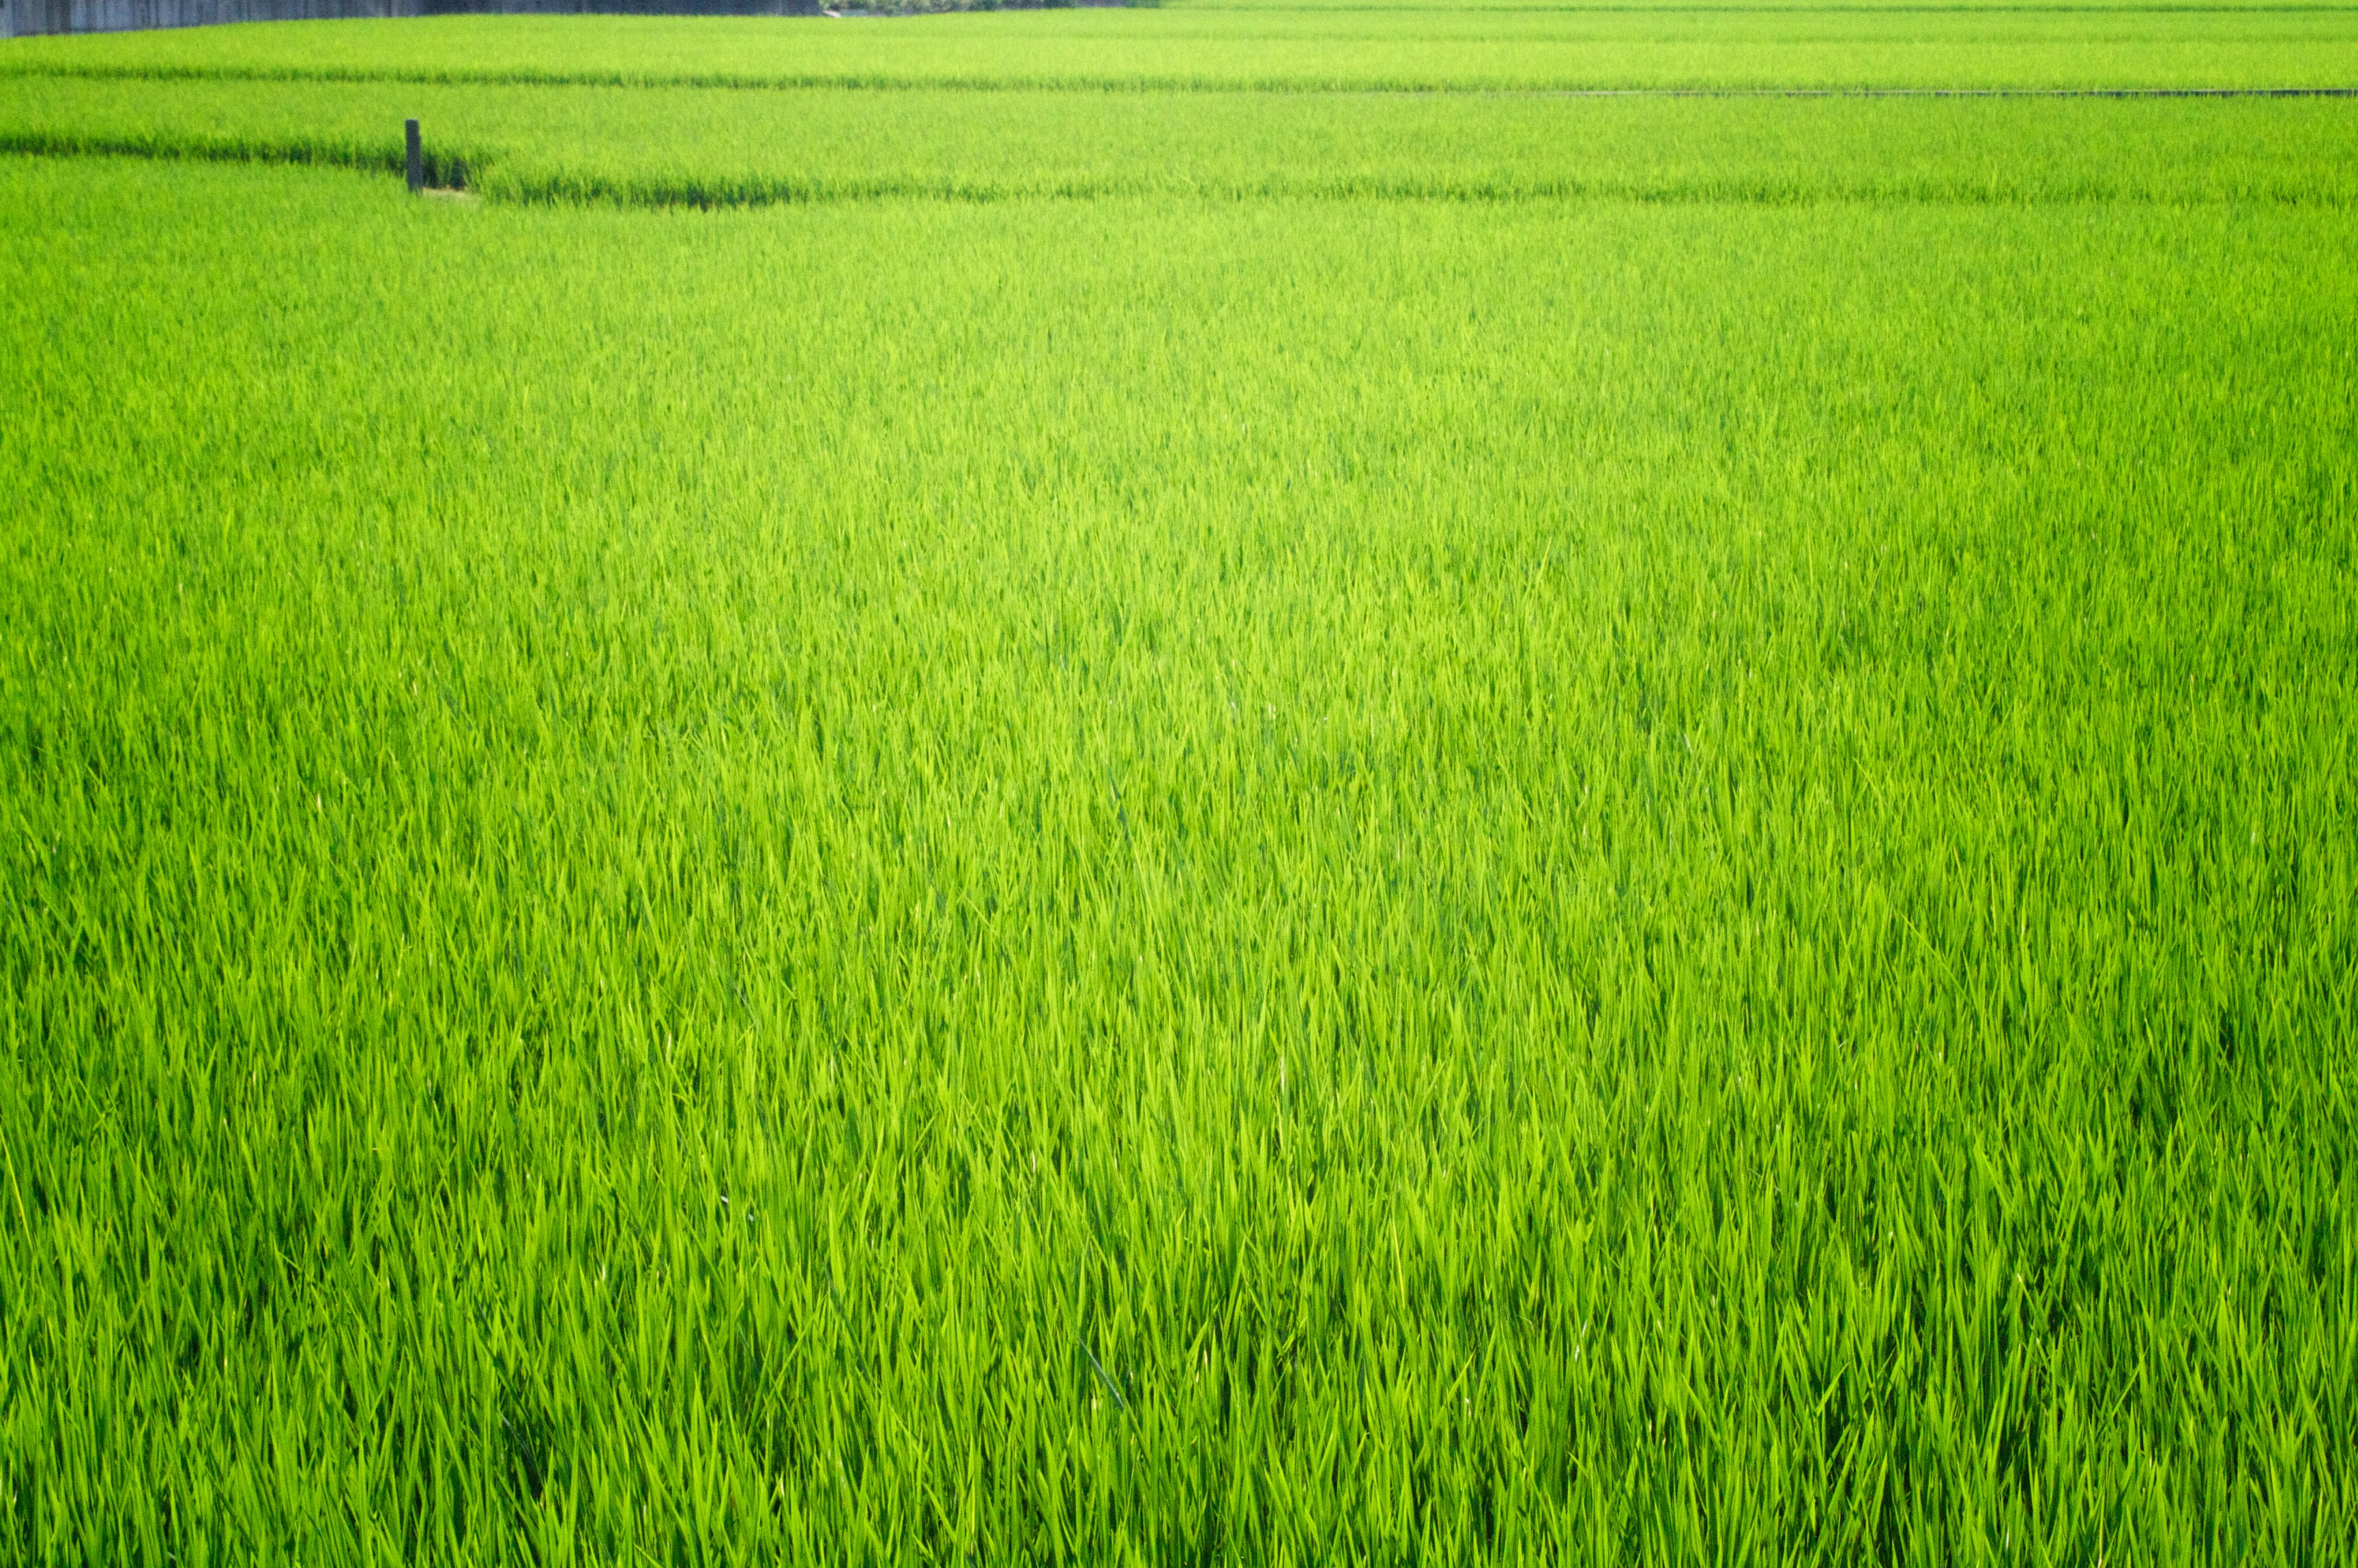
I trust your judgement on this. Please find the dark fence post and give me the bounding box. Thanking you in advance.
[405,119,423,194]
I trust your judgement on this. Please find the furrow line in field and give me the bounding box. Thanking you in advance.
[5,134,2353,207]
[476,169,2358,205]
[3,62,2356,93]
[0,128,403,176]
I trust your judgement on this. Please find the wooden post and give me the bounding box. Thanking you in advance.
[405,119,423,194]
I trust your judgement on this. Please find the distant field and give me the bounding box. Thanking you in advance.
[8,6,2358,88]
[3,3,2354,1565]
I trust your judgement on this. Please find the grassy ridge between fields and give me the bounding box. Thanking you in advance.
[6,9,2358,89]
[5,76,2358,205]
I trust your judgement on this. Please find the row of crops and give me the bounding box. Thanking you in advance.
[8,7,2358,89]
[3,2,2355,1563]
[8,74,2358,205]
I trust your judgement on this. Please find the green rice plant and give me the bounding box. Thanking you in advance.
[1,144,2351,1563]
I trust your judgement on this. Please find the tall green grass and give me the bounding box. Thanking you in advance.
[2,149,2352,1562]
[6,9,2358,89]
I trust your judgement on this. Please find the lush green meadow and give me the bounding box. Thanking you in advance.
[3,2,2356,1564]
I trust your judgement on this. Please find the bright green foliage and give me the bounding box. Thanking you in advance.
[8,6,2358,90]
[3,5,2356,1565]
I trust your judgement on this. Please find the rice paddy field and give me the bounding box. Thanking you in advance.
[2,2,2355,1563]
